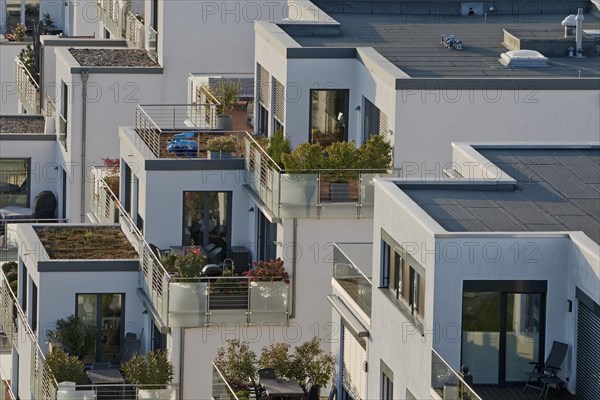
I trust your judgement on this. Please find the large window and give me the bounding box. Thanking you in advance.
[310,89,349,145]
[76,294,124,363]
[183,192,232,255]
[0,158,29,208]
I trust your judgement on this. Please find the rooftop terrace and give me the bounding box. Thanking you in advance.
[402,148,600,243]
[291,13,600,78]
[0,116,45,133]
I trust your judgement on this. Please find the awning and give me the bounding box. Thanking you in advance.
[327,294,369,338]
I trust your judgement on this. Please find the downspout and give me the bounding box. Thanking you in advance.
[291,218,297,318]
[179,328,185,400]
[80,70,89,222]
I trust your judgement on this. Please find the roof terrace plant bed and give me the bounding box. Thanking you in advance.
[0,116,45,133]
[35,226,137,260]
[68,48,158,67]
[157,132,245,159]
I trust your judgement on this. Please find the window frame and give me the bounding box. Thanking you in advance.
[0,158,31,208]
[309,88,350,144]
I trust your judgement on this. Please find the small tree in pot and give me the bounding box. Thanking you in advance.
[213,80,240,130]
[45,348,86,384]
[288,337,335,396]
[206,136,238,159]
[46,315,96,361]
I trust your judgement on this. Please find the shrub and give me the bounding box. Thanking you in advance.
[174,246,206,278]
[266,130,291,168]
[323,141,359,182]
[213,81,240,115]
[206,136,237,153]
[46,315,96,360]
[45,348,86,384]
[215,340,257,390]
[288,337,335,392]
[2,262,18,295]
[19,45,38,83]
[259,343,291,378]
[13,23,26,42]
[357,135,392,171]
[122,350,174,387]
[243,258,290,284]
[281,143,324,172]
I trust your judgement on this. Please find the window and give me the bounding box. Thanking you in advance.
[380,230,426,323]
[20,262,27,312]
[76,294,124,363]
[0,158,30,208]
[183,192,232,257]
[31,281,37,333]
[380,361,394,400]
[310,89,349,145]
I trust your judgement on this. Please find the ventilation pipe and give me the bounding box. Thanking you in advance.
[562,14,576,38]
[80,70,89,222]
[575,8,584,57]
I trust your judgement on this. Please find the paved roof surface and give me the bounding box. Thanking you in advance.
[292,13,600,78]
[402,149,600,243]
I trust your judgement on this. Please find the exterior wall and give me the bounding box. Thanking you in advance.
[367,180,440,399]
[0,42,26,114]
[146,0,288,102]
[395,89,600,168]
[0,136,59,210]
[67,0,100,37]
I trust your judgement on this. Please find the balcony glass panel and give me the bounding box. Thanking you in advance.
[333,244,372,317]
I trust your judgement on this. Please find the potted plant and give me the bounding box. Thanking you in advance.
[259,343,291,378]
[243,258,290,284]
[1,262,18,295]
[206,136,237,159]
[168,247,208,327]
[45,348,87,384]
[357,135,392,172]
[266,129,292,169]
[46,315,96,361]
[288,337,335,396]
[213,80,240,130]
[174,246,206,279]
[322,141,360,202]
[122,350,175,399]
[13,23,26,42]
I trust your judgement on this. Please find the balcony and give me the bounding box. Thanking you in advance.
[134,104,250,159]
[244,134,386,220]
[14,57,40,114]
[44,97,67,150]
[333,243,372,317]
[90,176,290,329]
[125,11,145,49]
[99,0,127,39]
[431,349,482,400]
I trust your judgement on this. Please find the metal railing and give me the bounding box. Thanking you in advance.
[14,57,40,114]
[55,383,178,400]
[431,349,482,400]
[99,0,127,39]
[0,270,58,400]
[168,276,289,327]
[244,133,386,220]
[212,362,240,400]
[333,244,372,317]
[45,97,67,150]
[147,25,158,62]
[125,11,145,48]
[0,363,16,400]
[90,167,119,224]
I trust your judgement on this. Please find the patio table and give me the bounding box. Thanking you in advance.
[86,369,125,384]
[260,378,305,399]
[0,206,34,220]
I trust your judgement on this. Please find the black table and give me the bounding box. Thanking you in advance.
[260,378,306,399]
[86,369,125,384]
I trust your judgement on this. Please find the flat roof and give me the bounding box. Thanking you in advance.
[0,116,45,133]
[402,148,600,244]
[291,13,600,78]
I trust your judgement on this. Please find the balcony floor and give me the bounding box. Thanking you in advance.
[475,385,577,400]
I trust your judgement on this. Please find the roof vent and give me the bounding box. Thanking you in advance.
[499,50,549,67]
[562,14,577,37]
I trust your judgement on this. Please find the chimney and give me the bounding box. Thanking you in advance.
[575,8,584,57]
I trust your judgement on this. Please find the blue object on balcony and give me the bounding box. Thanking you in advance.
[172,131,195,140]
[167,139,198,157]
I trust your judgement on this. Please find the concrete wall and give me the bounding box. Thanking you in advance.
[367,180,440,399]
[0,42,26,114]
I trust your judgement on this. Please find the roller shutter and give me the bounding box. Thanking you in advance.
[576,301,600,400]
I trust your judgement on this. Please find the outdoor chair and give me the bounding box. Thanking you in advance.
[258,368,276,380]
[149,243,170,259]
[207,247,223,263]
[523,341,568,393]
[307,384,320,400]
[204,243,216,253]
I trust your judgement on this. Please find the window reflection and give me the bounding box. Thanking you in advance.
[310,90,349,145]
[183,192,231,259]
[0,158,29,207]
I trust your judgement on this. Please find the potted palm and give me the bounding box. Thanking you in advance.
[206,136,237,159]
[213,80,240,130]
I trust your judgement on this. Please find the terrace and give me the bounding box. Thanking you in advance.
[332,243,372,317]
[89,174,290,330]
[14,56,40,114]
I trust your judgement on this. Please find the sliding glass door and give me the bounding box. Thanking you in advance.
[461,282,545,384]
[76,294,124,363]
[183,192,232,254]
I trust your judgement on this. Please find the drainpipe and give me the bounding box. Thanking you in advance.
[575,8,584,58]
[291,218,297,318]
[179,328,185,400]
[80,70,89,222]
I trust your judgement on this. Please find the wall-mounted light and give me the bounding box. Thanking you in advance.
[567,299,573,312]
[354,105,361,111]
[248,206,255,212]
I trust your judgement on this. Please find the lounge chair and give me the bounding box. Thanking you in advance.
[523,341,568,393]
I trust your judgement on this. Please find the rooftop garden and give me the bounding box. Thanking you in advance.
[35,226,137,260]
[68,48,159,67]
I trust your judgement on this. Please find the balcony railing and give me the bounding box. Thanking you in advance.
[1,219,69,262]
[147,25,158,62]
[212,362,240,400]
[244,133,386,220]
[90,167,119,224]
[0,270,58,400]
[14,57,40,114]
[99,0,127,39]
[125,11,145,48]
[431,349,482,400]
[44,97,67,150]
[333,243,372,317]
[0,364,16,400]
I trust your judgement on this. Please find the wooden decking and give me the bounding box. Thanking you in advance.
[475,385,577,400]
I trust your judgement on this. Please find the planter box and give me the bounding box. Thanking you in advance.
[138,388,177,400]
[208,151,234,159]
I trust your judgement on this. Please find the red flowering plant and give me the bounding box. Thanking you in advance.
[101,157,120,195]
[243,258,290,284]
[175,246,206,279]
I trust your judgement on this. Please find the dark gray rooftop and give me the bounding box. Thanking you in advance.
[292,13,600,78]
[402,148,600,243]
[0,116,45,133]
